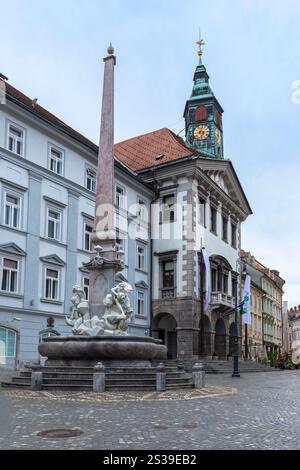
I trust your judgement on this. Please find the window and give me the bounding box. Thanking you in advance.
[137,244,146,271]
[223,274,228,294]
[199,197,206,226]
[137,198,147,221]
[47,208,61,240]
[0,257,19,293]
[0,327,17,358]
[137,291,145,316]
[116,186,125,209]
[161,194,175,223]
[116,232,125,253]
[196,106,208,122]
[83,277,89,300]
[45,268,59,300]
[231,223,237,248]
[86,168,96,193]
[222,215,228,242]
[84,223,93,251]
[211,268,217,291]
[210,206,217,234]
[7,123,24,156]
[49,146,64,175]
[163,261,174,288]
[4,192,21,229]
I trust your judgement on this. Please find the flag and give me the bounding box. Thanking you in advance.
[236,301,245,315]
[202,248,211,311]
[242,273,251,325]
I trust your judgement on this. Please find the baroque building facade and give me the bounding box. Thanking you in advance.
[241,250,285,360]
[0,47,253,368]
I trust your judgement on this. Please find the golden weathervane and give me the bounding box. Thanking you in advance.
[196,31,205,60]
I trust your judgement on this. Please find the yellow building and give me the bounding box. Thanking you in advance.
[240,251,285,361]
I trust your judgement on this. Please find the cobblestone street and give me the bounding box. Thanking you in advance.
[1,370,300,450]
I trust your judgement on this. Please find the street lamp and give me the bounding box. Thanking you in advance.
[232,276,240,377]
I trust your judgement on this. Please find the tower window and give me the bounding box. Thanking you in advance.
[195,106,208,122]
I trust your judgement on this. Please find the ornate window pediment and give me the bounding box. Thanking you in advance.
[0,243,26,257]
[135,280,149,289]
[40,254,65,266]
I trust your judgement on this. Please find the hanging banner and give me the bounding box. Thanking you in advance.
[243,273,252,325]
[202,248,211,311]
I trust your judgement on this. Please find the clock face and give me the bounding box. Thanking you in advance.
[215,128,221,145]
[194,125,210,140]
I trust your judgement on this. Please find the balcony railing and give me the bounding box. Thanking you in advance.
[210,291,235,309]
[161,287,175,299]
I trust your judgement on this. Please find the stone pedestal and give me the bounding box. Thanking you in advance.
[93,362,105,393]
[192,362,205,389]
[31,371,42,390]
[156,363,166,391]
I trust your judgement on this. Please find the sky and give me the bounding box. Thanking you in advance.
[0,0,299,306]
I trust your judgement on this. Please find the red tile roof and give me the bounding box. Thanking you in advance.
[114,128,204,172]
[4,80,205,172]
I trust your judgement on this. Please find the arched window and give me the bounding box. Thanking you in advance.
[0,327,17,359]
[195,106,208,122]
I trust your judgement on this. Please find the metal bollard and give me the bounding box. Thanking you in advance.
[93,362,105,393]
[192,362,205,389]
[156,362,166,391]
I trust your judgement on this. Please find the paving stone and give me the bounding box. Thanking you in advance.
[0,370,300,449]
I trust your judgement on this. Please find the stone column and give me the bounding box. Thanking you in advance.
[176,327,197,366]
[86,45,123,318]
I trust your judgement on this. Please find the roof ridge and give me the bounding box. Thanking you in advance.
[6,82,98,151]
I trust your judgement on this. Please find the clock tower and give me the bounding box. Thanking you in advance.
[184,37,224,159]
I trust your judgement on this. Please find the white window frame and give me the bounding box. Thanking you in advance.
[83,221,93,252]
[44,266,60,301]
[115,184,126,210]
[0,255,20,294]
[116,232,125,253]
[85,167,97,193]
[137,290,146,316]
[3,190,22,229]
[136,197,147,222]
[7,122,25,157]
[48,144,64,176]
[161,194,175,223]
[0,327,17,358]
[136,243,146,271]
[46,207,62,241]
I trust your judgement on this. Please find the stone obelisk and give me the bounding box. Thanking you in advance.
[85,45,123,318]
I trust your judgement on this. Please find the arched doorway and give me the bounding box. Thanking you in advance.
[199,315,212,357]
[214,318,227,359]
[229,322,238,356]
[152,313,177,360]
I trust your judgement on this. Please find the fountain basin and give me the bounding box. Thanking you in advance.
[38,335,167,368]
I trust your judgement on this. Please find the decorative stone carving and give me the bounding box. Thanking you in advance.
[83,245,124,272]
[65,282,133,336]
